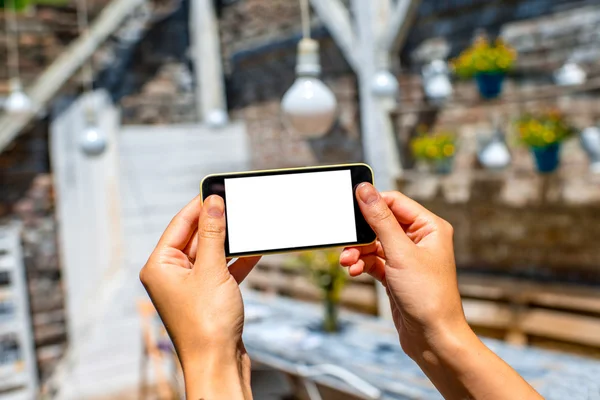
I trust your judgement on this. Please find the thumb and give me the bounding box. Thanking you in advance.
[355,183,414,256]
[194,195,228,275]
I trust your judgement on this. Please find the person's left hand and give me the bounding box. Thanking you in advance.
[140,195,260,399]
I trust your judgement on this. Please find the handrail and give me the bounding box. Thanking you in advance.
[0,0,146,153]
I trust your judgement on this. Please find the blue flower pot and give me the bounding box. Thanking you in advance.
[433,157,454,175]
[475,72,505,99]
[531,143,561,174]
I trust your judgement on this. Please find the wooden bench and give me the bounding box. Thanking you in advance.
[246,257,600,351]
[245,255,378,315]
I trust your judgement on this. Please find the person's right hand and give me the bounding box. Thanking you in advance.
[340,183,467,358]
[341,183,542,400]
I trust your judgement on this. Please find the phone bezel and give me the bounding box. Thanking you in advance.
[200,163,377,257]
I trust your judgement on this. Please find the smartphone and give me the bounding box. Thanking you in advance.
[200,163,376,257]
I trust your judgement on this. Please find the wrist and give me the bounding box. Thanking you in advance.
[181,343,251,400]
[408,318,477,365]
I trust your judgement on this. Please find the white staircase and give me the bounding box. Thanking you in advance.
[0,222,38,400]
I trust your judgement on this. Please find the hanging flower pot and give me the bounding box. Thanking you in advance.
[474,72,505,99]
[411,129,456,174]
[530,143,561,173]
[516,110,575,174]
[451,34,517,100]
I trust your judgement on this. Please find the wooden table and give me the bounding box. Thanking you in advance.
[242,291,600,400]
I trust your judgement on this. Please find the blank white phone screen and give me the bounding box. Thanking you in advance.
[225,170,357,254]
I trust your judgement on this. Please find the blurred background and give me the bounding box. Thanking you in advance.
[1,0,600,399]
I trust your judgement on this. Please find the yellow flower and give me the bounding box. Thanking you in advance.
[443,144,455,157]
[543,131,555,143]
[529,120,542,132]
[426,147,439,158]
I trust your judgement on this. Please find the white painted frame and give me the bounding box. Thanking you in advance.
[310,0,422,318]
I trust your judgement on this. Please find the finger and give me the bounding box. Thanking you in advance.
[229,256,262,283]
[340,242,384,266]
[194,195,227,273]
[182,228,198,259]
[348,255,386,282]
[355,183,414,254]
[381,191,436,227]
[361,255,386,282]
[381,191,442,244]
[157,196,201,250]
[348,259,364,276]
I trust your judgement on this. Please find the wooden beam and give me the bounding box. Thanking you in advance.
[309,0,360,71]
[0,0,146,153]
[380,0,421,54]
[190,0,228,123]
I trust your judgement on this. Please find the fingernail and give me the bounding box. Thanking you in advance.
[357,183,379,204]
[340,250,349,258]
[206,196,224,217]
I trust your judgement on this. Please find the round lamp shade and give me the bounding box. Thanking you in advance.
[80,123,107,156]
[281,77,337,138]
[372,70,399,97]
[5,87,32,113]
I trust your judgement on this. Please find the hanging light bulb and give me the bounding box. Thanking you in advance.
[554,62,586,86]
[477,125,511,170]
[580,126,600,174]
[76,0,106,156]
[281,0,336,138]
[422,59,453,104]
[372,70,399,97]
[281,38,337,138]
[206,109,229,129]
[80,105,107,156]
[4,0,32,113]
[5,78,32,113]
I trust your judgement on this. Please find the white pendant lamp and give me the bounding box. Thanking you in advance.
[554,61,586,86]
[206,109,229,129]
[80,104,107,156]
[422,59,453,104]
[580,126,600,174]
[372,70,399,97]
[77,0,107,156]
[5,78,32,113]
[4,0,33,114]
[281,0,337,138]
[477,123,511,171]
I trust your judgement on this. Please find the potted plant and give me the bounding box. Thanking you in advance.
[410,130,456,174]
[452,36,517,99]
[286,249,347,333]
[515,110,575,173]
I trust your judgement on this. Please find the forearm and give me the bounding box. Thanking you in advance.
[411,323,542,400]
[181,344,252,400]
